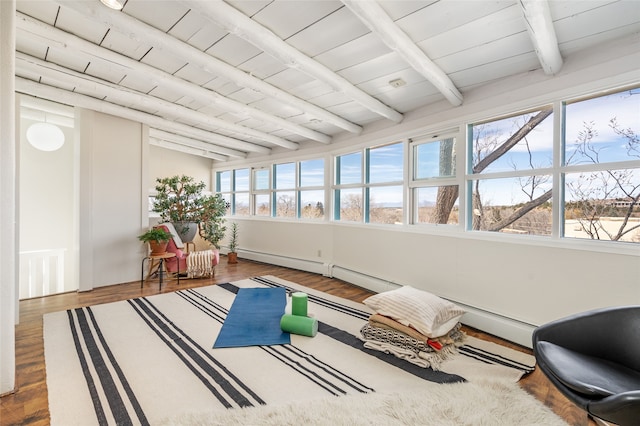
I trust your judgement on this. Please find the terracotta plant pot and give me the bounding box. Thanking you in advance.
[149,240,169,255]
[227,252,238,264]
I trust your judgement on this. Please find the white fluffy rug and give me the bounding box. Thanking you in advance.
[161,379,567,426]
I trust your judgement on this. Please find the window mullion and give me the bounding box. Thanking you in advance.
[552,100,563,239]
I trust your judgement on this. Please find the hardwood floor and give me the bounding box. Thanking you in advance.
[1,258,593,425]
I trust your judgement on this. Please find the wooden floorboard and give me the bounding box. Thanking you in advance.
[0,258,593,425]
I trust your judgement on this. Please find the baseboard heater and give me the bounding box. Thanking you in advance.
[240,250,536,348]
[239,249,327,276]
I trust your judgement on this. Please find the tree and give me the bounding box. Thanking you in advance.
[276,193,295,217]
[340,193,363,222]
[433,108,553,230]
[153,175,227,246]
[301,201,324,219]
[433,138,457,224]
[565,119,640,241]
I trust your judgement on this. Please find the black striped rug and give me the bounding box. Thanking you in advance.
[44,275,534,426]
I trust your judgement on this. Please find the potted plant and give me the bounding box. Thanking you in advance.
[227,222,239,264]
[138,227,172,255]
[152,175,227,245]
[198,195,229,249]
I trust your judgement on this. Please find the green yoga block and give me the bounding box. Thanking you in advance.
[291,292,308,317]
[280,314,318,337]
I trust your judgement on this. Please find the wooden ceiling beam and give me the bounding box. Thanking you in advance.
[16,52,299,151]
[518,0,563,75]
[16,12,329,145]
[149,131,229,162]
[342,0,463,107]
[184,0,404,123]
[55,0,362,134]
[16,77,256,157]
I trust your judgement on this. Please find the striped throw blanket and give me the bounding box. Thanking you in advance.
[186,249,213,278]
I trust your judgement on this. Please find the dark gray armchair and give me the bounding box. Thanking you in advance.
[532,306,640,426]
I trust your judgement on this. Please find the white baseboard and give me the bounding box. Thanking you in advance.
[240,250,536,348]
[330,265,536,348]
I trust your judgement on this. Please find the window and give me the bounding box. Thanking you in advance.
[216,170,232,215]
[213,85,638,246]
[274,162,295,218]
[334,151,362,222]
[465,86,639,244]
[252,168,270,216]
[411,136,459,225]
[334,142,404,224]
[220,159,326,220]
[468,108,554,235]
[233,168,250,216]
[299,159,325,219]
[562,87,640,243]
[368,143,404,225]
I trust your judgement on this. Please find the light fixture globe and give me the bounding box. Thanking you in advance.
[99,0,123,10]
[26,122,65,152]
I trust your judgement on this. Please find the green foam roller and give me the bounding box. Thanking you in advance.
[280,314,318,337]
[291,292,308,317]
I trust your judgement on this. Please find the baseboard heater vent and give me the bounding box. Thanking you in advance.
[239,250,326,275]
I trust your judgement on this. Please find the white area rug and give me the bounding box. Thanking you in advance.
[44,276,559,425]
[161,380,567,426]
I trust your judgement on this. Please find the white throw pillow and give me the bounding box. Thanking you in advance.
[363,286,465,338]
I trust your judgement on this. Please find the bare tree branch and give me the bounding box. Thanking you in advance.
[487,189,553,232]
[473,108,552,174]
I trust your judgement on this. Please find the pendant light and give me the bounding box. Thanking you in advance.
[26,122,65,152]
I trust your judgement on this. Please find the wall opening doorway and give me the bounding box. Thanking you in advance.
[18,95,78,299]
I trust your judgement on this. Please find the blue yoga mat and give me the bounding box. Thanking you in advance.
[213,287,291,348]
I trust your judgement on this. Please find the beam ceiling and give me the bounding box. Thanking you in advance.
[12,0,638,163]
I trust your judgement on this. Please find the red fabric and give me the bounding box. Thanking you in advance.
[427,339,444,351]
[155,225,219,274]
[157,225,187,273]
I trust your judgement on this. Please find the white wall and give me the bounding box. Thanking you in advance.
[0,0,16,396]
[147,145,214,251]
[77,109,146,289]
[217,34,640,347]
[149,145,213,191]
[19,116,76,297]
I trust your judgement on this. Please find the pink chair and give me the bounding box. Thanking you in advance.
[157,224,219,277]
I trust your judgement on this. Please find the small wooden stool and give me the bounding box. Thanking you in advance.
[141,252,178,290]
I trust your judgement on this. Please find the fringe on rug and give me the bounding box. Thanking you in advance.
[187,250,214,278]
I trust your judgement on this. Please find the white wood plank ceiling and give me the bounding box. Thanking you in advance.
[14,0,640,162]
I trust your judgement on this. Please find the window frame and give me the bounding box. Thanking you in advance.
[409,131,462,227]
[333,141,405,225]
[210,84,639,254]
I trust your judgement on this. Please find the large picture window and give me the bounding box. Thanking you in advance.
[299,159,325,220]
[562,88,640,243]
[468,108,554,236]
[253,168,270,216]
[334,142,404,224]
[233,168,250,216]
[274,162,295,218]
[214,85,638,247]
[465,86,639,243]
